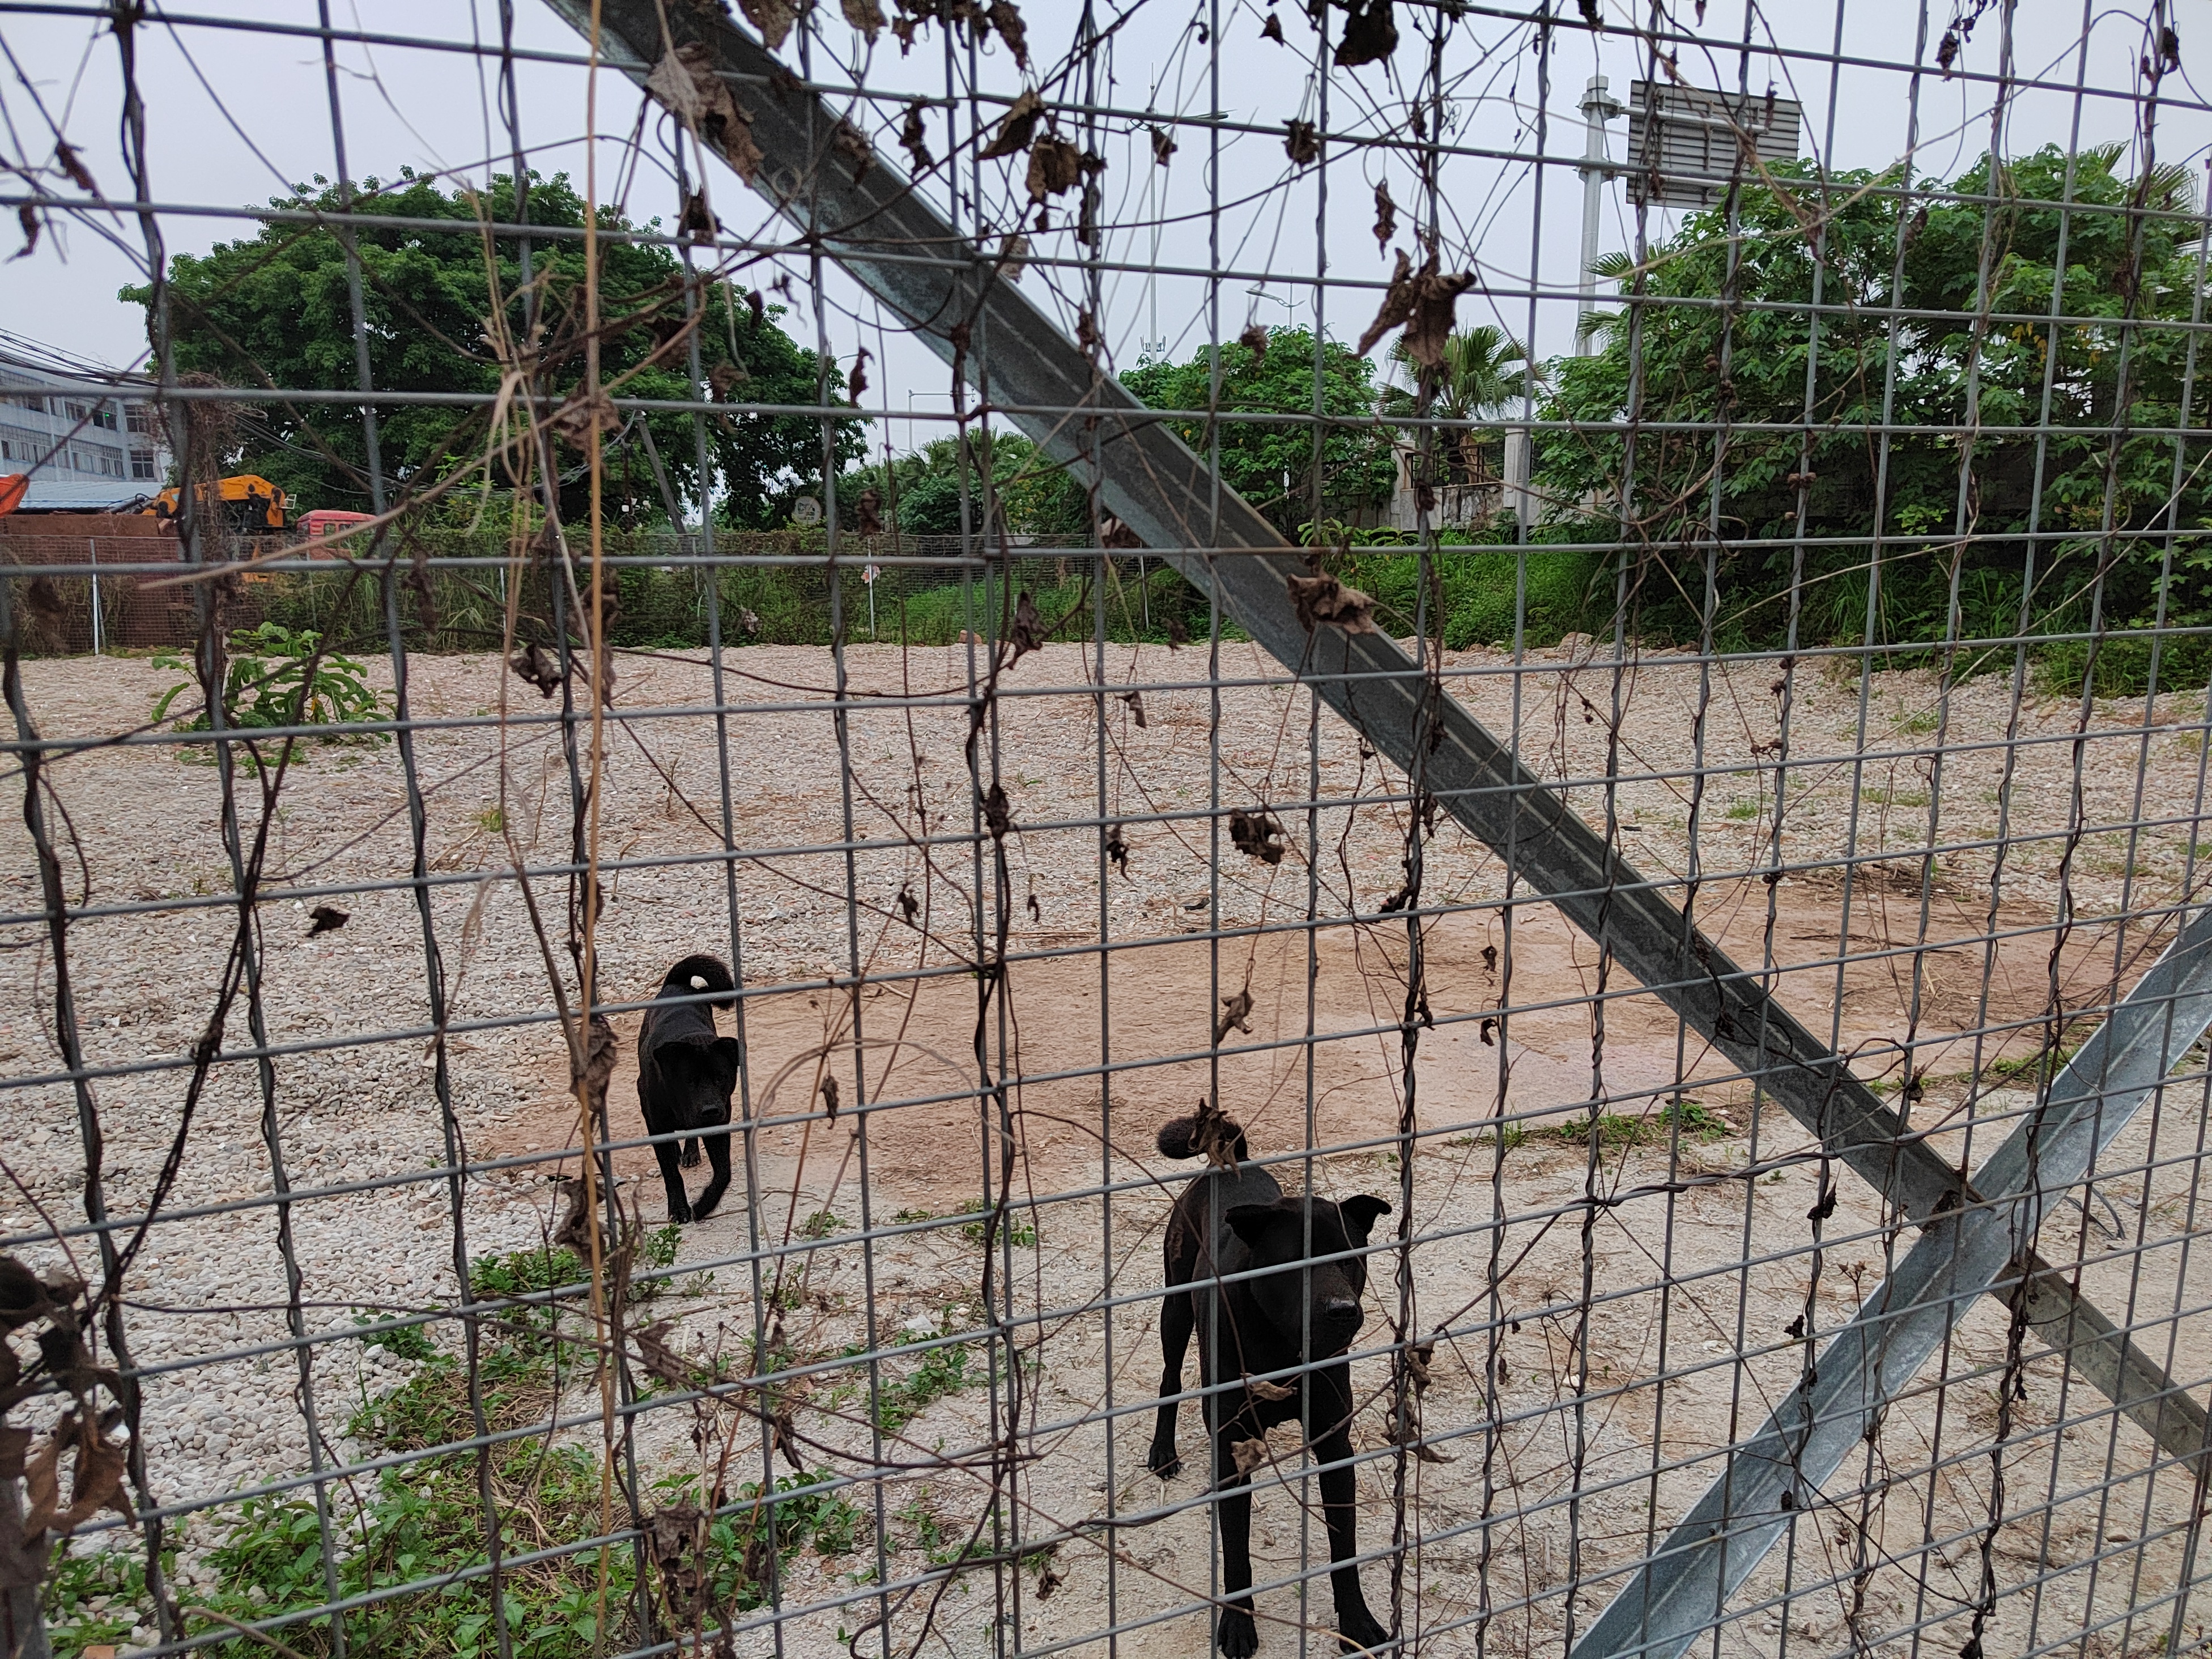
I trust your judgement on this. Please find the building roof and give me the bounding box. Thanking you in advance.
[13,477,157,513]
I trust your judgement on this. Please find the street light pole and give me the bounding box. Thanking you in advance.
[1577,74,1623,356]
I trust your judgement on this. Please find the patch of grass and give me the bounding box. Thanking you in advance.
[1982,1045,2078,1084]
[892,1206,936,1224]
[799,1209,843,1240]
[166,1224,861,1658]
[1445,1124,1528,1153]
[352,1311,438,1362]
[1551,1112,1656,1150]
[1724,800,1759,821]
[44,1539,156,1654]
[474,805,505,833]
[1659,1099,1730,1141]
[955,1199,1036,1248]
[845,1329,986,1437]
[1899,708,1941,735]
[1866,786,1931,809]
[151,623,392,769]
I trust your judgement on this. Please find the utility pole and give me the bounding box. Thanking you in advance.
[1577,74,1623,356]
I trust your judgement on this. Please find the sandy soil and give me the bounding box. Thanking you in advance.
[4,636,2210,1658]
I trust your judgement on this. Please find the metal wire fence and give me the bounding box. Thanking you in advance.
[1,3,2209,1658]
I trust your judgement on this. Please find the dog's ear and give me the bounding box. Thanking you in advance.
[1339,1195,1392,1242]
[1224,1204,1284,1247]
[709,1036,743,1094]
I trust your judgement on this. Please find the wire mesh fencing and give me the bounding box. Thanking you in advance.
[1,2,2209,1658]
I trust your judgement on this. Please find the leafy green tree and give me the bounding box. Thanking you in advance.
[1122,327,1397,535]
[127,171,856,527]
[1382,324,1537,482]
[1538,144,2210,641]
[843,430,1088,538]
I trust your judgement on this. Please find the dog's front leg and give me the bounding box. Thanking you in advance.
[1212,1419,1260,1657]
[691,1122,733,1219]
[1147,1287,1194,1478]
[650,1135,693,1224]
[1313,1409,1386,1654]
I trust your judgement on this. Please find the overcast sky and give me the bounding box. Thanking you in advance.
[1,0,2200,473]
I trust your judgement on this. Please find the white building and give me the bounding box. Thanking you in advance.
[0,331,174,511]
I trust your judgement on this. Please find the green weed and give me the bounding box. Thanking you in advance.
[1659,1099,1730,1141]
[151,623,391,768]
[955,1199,1036,1248]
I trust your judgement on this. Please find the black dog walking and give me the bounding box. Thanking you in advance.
[1148,1108,1392,1656]
[636,954,742,1223]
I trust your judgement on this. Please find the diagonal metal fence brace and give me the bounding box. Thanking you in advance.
[546,0,2204,1477]
[1574,901,2212,1659]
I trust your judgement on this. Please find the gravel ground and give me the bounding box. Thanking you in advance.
[4,637,2209,1657]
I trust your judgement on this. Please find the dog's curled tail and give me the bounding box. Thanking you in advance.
[1156,1109,1248,1164]
[662,953,738,1008]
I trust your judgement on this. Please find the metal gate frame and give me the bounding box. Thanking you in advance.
[532,7,2212,1652]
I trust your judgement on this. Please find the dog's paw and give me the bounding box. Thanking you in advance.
[1146,1442,1181,1480]
[1216,1606,1259,1658]
[1337,1606,1389,1654]
[667,1203,693,1225]
[680,1141,702,1169]
[691,1192,722,1221]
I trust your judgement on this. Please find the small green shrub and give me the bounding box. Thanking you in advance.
[151,623,390,765]
[955,1198,1035,1248]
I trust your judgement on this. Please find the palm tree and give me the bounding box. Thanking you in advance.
[1383,324,1540,483]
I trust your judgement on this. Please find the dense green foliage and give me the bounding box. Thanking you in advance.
[129,172,856,526]
[1538,144,2210,653]
[1123,326,1397,534]
[839,429,1090,537]
[150,622,391,767]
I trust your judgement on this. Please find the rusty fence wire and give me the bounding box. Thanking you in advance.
[1,3,2210,1659]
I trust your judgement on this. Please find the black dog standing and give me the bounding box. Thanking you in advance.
[1148,1110,1392,1656]
[635,955,742,1223]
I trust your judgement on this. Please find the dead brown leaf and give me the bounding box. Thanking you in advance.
[1355,248,1473,366]
[833,118,874,181]
[1239,323,1270,359]
[1287,571,1379,634]
[899,100,934,172]
[1229,1437,1269,1476]
[509,640,563,697]
[53,141,98,195]
[1284,120,1321,166]
[1373,179,1396,250]
[1245,1372,1295,1402]
[646,44,762,181]
[552,388,619,452]
[1334,0,1397,66]
[1010,589,1046,656]
[22,1410,134,1539]
[1215,986,1254,1044]
[980,88,1044,160]
[1228,807,1286,865]
[1150,124,1178,166]
[1027,133,1083,201]
[1261,12,1284,42]
[840,0,886,38]
[633,1319,696,1392]
[738,0,799,49]
[988,0,1031,66]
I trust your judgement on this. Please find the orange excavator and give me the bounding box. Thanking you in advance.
[146,474,289,533]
